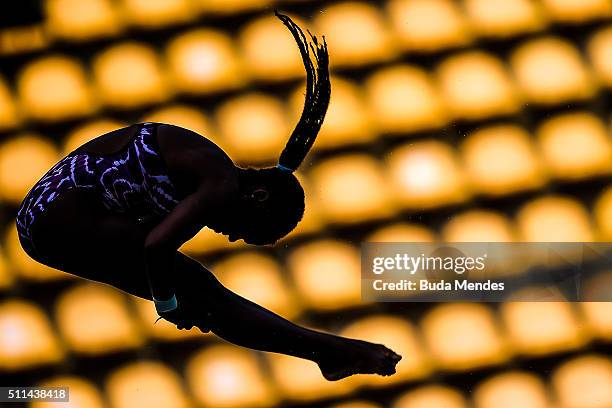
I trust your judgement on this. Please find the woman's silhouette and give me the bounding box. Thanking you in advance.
[16,12,400,381]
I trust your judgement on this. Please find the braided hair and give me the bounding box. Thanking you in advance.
[275,11,331,172]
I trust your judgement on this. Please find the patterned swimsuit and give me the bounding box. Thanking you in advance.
[16,122,180,257]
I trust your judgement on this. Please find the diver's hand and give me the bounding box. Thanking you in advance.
[157,297,212,334]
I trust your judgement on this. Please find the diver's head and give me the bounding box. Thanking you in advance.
[211,12,329,246]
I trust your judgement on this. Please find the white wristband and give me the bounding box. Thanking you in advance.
[154,294,178,313]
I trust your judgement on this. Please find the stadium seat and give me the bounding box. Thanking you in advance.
[541,0,612,24]
[213,251,301,319]
[442,210,516,242]
[341,316,432,386]
[33,376,106,408]
[580,300,612,341]
[63,119,125,154]
[365,65,448,134]
[0,134,59,204]
[594,185,612,240]
[106,361,191,408]
[93,43,170,109]
[18,56,96,121]
[331,401,382,408]
[119,0,196,29]
[551,355,612,408]
[511,37,596,105]
[461,125,547,196]
[286,240,362,311]
[193,0,273,15]
[516,196,595,242]
[462,0,546,38]
[290,77,376,149]
[131,296,203,341]
[4,223,69,281]
[0,249,14,290]
[0,75,19,131]
[386,141,468,209]
[214,93,288,165]
[421,304,510,370]
[55,283,144,355]
[436,52,521,120]
[500,302,588,355]
[473,372,552,408]
[267,352,355,402]
[392,385,468,408]
[387,0,471,52]
[143,105,216,140]
[166,29,243,94]
[536,112,612,180]
[45,0,122,41]
[0,300,63,371]
[587,26,612,87]
[314,2,396,67]
[186,345,278,408]
[240,15,310,82]
[367,222,436,242]
[180,227,245,255]
[310,154,394,224]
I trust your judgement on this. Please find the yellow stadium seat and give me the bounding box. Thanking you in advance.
[594,185,612,240]
[387,0,471,52]
[393,385,468,408]
[552,355,612,408]
[473,372,552,408]
[588,26,612,87]
[463,0,546,38]
[215,93,288,165]
[5,223,69,281]
[45,0,122,41]
[442,210,516,242]
[131,296,202,341]
[310,154,394,224]
[167,30,243,94]
[314,2,396,67]
[0,248,14,290]
[541,0,612,24]
[193,0,273,15]
[287,240,362,311]
[580,300,612,341]
[386,141,468,210]
[500,302,588,355]
[55,283,144,355]
[33,376,106,408]
[461,125,547,195]
[365,65,447,134]
[18,56,96,121]
[537,112,612,180]
[63,119,125,154]
[0,300,63,370]
[186,345,278,408]
[180,227,245,255]
[436,52,521,120]
[331,401,382,408]
[143,105,215,140]
[341,316,432,386]
[0,75,19,131]
[511,37,596,105]
[93,43,170,109]
[516,196,595,241]
[280,173,324,241]
[291,77,376,149]
[106,361,191,408]
[0,135,59,204]
[367,222,436,242]
[421,304,510,370]
[119,0,196,29]
[213,251,301,319]
[267,352,355,402]
[240,15,309,82]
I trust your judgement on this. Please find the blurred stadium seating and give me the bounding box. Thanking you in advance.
[0,1,609,407]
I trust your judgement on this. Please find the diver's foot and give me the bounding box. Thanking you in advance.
[317,339,401,381]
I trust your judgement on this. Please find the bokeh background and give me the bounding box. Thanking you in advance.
[0,0,611,407]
